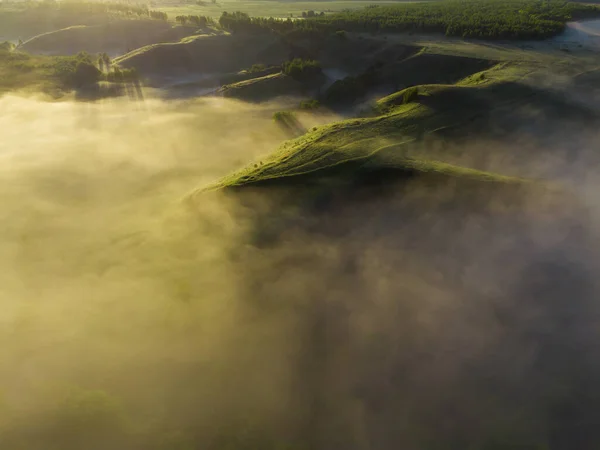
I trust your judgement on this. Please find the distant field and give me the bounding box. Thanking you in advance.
[155,0,424,19]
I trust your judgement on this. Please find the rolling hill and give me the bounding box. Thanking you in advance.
[114,33,289,78]
[197,61,598,198]
[20,20,197,56]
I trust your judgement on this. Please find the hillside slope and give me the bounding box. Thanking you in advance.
[20,20,196,56]
[0,7,113,41]
[200,63,598,195]
[219,72,301,101]
[114,33,289,77]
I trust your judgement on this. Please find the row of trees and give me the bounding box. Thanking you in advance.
[218,11,255,32]
[218,12,321,36]
[219,0,600,41]
[175,14,215,27]
[149,10,167,20]
[97,52,111,72]
[301,10,325,18]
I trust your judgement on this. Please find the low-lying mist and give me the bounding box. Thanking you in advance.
[2,92,600,450]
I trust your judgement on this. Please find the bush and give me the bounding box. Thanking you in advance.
[282,58,321,81]
[72,61,101,86]
[0,41,14,52]
[335,30,347,39]
[52,52,105,88]
[273,111,296,122]
[249,63,266,73]
[299,99,321,110]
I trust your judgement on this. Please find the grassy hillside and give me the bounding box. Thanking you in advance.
[321,50,497,106]
[311,34,421,74]
[378,52,495,87]
[219,59,326,101]
[203,91,506,189]
[0,44,74,95]
[114,33,288,76]
[0,1,168,41]
[220,72,305,101]
[20,20,196,56]
[218,65,282,85]
[203,61,597,193]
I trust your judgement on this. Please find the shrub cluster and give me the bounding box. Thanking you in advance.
[301,10,325,18]
[52,52,138,88]
[0,41,14,52]
[282,58,321,80]
[175,14,215,27]
[249,63,266,73]
[273,110,295,122]
[299,99,321,110]
[53,51,101,88]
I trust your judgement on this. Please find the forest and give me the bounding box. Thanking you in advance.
[219,0,600,40]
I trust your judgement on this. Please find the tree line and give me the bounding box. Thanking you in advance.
[175,14,215,27]
[218,0,600,41]
[301,10,325,18]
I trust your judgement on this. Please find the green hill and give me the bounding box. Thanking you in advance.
[378,52,495,89]
[114,33,288,77]
[219,72,303,101]
[219,69,327,102]
[198,62,598,196]
[321,50,497,106]
[204,99,520,192]
[20,20,196,56]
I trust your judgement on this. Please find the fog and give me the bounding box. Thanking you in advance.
[2,92,600,450]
